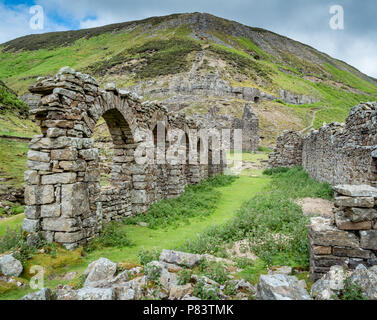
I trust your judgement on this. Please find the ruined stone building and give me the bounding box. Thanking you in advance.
[268,102,377,280]
[22,67,227,249]
[268,102,377,186]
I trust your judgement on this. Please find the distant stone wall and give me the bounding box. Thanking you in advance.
[268,102,377,186]
[268,131,303,168]
[309,184,377,281]
[23,67,226,249]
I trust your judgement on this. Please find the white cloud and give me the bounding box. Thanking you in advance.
[0,3,70,44]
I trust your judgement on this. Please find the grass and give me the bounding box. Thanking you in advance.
[124,174,237,228]
[0,138,28,188]
[0,172,270,300]
[178,167,332,279]
[0,214,24,237]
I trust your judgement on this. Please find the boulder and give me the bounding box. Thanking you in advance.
[159,249,201,267]
[84,257,117,287]
[256,274,311,300]
[0,254,23,277]
[76,287,114,300]
[169,284,193,300]
[20,288,55,300]
[349,264,377,300]
[311,265,346,300]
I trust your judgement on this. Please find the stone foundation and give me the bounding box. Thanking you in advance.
[309,184,377,281]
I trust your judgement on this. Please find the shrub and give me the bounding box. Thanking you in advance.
[197,259,229,284]
[177,269,192,285]
[341,277,367,300]
[138,248,160,265]
[223,281,237,296]
[144,263,161,282]
[0,227,22,254]
[193,278,220,300]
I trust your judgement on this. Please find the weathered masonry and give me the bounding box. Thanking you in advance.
[22,67,225,249]
[268,102,377,186]
[268,102,377,280]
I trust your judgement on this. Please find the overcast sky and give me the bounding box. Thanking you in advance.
[1,0,376,78]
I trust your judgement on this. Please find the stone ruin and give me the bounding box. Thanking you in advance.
[268,101,377,280]
[22,67,227,249]
[268,102,377,186]
[310,184,377,281]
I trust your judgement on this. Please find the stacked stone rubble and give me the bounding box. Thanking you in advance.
[309,184,377,281]
[23,67,227,249]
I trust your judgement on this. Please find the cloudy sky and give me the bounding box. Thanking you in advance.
[1,0,376,77]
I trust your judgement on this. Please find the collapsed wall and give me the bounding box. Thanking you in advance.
[268,102,377,186]
[22,67,226,249]
[309,184,377,281]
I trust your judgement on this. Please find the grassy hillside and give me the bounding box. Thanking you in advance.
[0,12,376,141]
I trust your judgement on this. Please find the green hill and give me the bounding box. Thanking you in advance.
[1,12,376,144]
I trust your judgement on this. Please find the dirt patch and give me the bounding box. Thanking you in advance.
[296,197,334,217]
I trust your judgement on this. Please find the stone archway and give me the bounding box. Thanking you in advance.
[23,67,223,249]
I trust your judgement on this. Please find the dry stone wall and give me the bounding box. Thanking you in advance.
[23,67,226,249]
[267,131,303,168]
[268,102,377,186]
[309,184,377,281]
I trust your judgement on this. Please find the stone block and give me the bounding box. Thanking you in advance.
[61,183,90,217]
[131,190,147,204]
[25,185,55,205]
[312,246,332,255]
[332,246,371,259]
[40,203,61,218]
[335,212,372,230]
[55,231,84,243]
[334,196,374,208]
[59,160,87,172]
[360,230,377,250]
[41,172,77,185]
[309,217,359,248]
[46,128,67,138]
[27,150,50,163]
[41,217,80,232]
[51,148,78,161]
[24,170,40,185]
[79,148,98,160]
[24,206,40,219]
[333,184,377,197]
[23,219,40,232]
[345,207,377,222]
[29,136,70,150]
[26,160,51,171]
